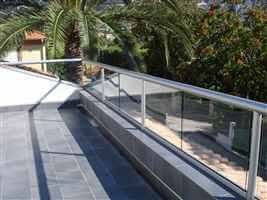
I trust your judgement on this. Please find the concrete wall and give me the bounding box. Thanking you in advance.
[1,49,19,62]
[0,65,80,111]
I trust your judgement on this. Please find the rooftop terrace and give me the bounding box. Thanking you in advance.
[0,59,267,200]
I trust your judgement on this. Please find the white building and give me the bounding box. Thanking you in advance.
[198,0,261,12]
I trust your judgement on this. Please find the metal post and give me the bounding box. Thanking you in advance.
[101,68,105,101]
[209,101,214,117]
[141,80,146,128]
[229,121,236,148]
[118,73,121,109]
[247,112,262,200]
[181,92,184,149]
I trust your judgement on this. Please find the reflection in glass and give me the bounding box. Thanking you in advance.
[145,82,182,149]
[83,64,103,98]
[119,74,142,123]
[104,71,120,107]
[256,116,267,200]
[182,93,251,191]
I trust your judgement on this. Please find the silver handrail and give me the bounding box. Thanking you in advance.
[84,60,267,115]
[0,58,82,66]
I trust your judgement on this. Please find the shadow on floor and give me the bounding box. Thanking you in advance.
[58,107,163,200]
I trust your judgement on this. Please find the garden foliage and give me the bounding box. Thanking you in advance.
[133,2,267,102]
[176,6,267,102]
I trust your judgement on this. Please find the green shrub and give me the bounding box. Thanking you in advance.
[176,7,267,102]
[99,44,128,68]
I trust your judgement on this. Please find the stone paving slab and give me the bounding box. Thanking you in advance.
[0,108,164,200]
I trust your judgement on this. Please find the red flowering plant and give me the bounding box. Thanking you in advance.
[176,5,267,102]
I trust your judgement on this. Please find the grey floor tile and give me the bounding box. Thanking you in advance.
[56,170,86,185]
[0,109,164,200]
[0,159,29,175]
[0,131,3,161]
[64,135,84,154]
[122,185,163,200]
[0,113,3,129]
[2,180,31,200]
[109,165,146,187]
[88,136,112,150]
[31,186,41,200]
[0,174,2,200]
[47,185,63,200]
[53,157,79,173]
[95,148,130,170]
[59,183,94,199]
[91,185,128,200]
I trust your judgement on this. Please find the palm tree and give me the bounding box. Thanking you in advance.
[0,0,192,83]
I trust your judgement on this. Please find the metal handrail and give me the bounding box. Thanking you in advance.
[0,58,82,66]
[84,60,267,115]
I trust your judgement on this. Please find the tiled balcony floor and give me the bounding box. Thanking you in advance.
[0,107,164,200]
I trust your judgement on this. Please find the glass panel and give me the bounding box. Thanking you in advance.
[145,82,182,149]
[119,74,142,123]
[104,71,120,107]
[84,66,120,103]
[47,61,83,83]
[256,115,267,200]
[182,93,251,191]
[83,63,103,98]
[83,62,100,84]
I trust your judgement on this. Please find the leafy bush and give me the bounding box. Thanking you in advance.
[176,6,267,102]
[100,43,130,68]
[47,63,68,80]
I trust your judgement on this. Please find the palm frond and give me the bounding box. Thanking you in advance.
[160,0,180,12]
[98,1,193,57]
[0,10,43,57]
[162,33,170,69]
[80,0,88,10]
[77,10,100,60]
[93,6,146,70]
[44,1,75,58]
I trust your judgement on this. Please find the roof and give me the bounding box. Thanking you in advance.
[0,63,56,78]
[15,64,56,77]
[25,31,46,41]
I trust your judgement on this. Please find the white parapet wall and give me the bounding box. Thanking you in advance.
[0,65,80,110]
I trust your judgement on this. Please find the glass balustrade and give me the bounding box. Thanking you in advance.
[83,61,267,200]
[257,116,267,200]
[145,82,182,149]
[118,74,142,123]
[182,94,251,190]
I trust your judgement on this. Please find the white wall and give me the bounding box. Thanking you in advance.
[0,66,80,108]
[21,44,43,71]
[1,49,19,62]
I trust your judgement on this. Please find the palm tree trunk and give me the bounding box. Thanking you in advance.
[64,23,83,84]
[122,47,140,71]
[121,36,145,72]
